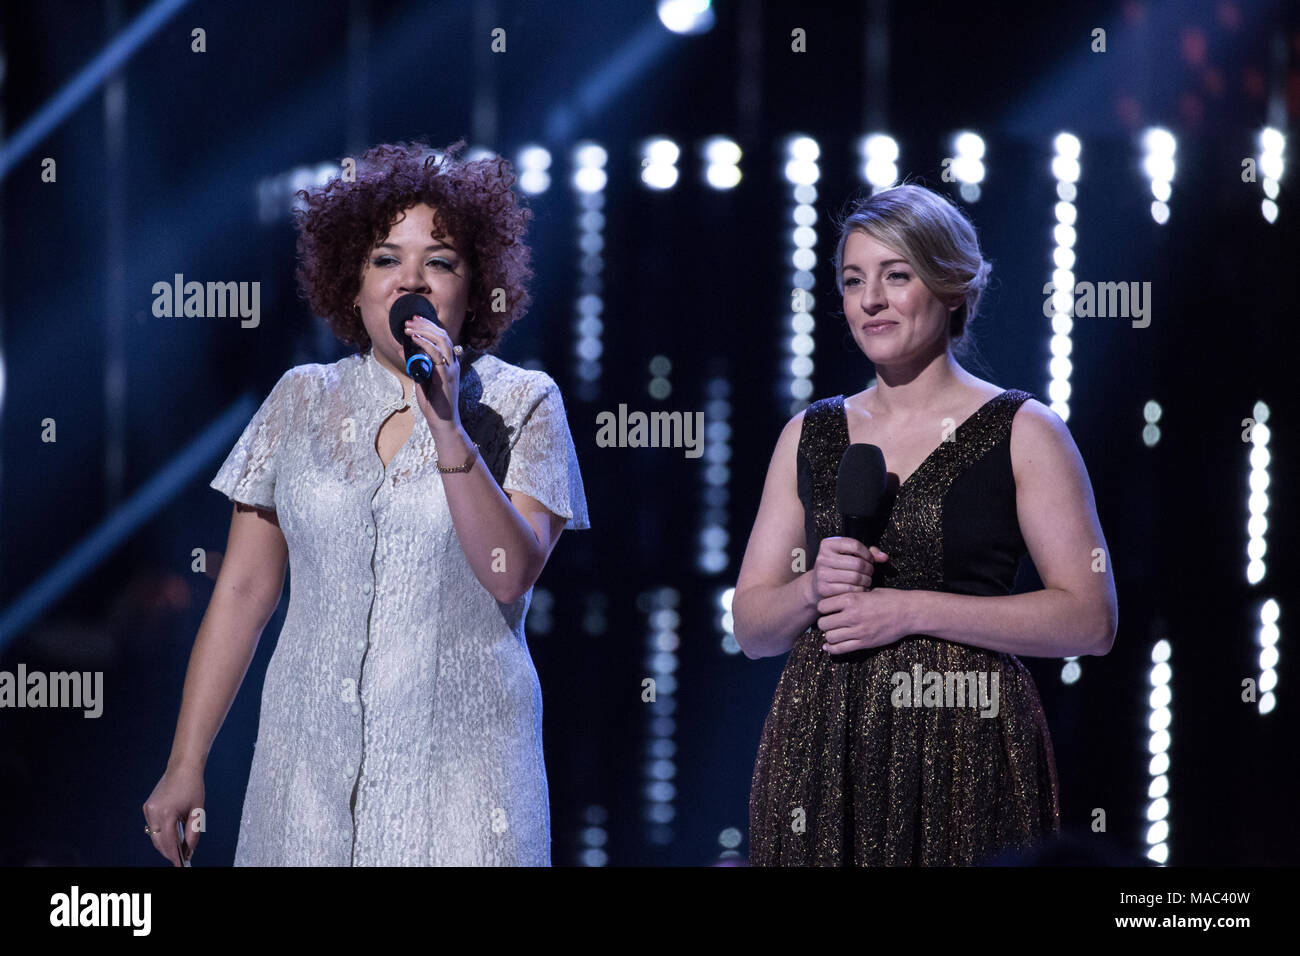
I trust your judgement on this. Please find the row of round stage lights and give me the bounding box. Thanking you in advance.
[518,140,744,196]
[1049,132,1083,686]
[1257,127,1285,223]
[579,803,609,867]
[785,136,820,415]
[1048,132,1081,427]
[859,133,900,191]
[637,137,744,190]
[1141,127,1176,225]
[569,143,607,401]
[698,375,732,576]
[641,587,681,845]
[1146,637,1173,864]
[947,131,986,203]
[1245,400,1279,717]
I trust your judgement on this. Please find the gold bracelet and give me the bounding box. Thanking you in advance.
[436,442,479,474]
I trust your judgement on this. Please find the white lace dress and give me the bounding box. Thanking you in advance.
[210,346,589,865]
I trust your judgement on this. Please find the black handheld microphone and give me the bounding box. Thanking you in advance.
[836,443,888,548]
[388,293,442,383]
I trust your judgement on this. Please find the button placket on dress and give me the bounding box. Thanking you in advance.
[348,349,421,862]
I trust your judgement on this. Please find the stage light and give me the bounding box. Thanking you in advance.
[648,354,671,399]
[1246,403,1270,585]
[1145,638,1173,864]
[703,136,742,189]
[950,130,985,202]
[1053,132,1080,159]
[1048,130,1084,682]
[1247,401,1278,714]
[1046,132,1082,432]
[527,587,554,634]
[1142,399,1162,448]
[572,141,608,193]
[1258,599,1280,715]
[784,137,820,415]
[643,588,680,845]
[1258,126,1285,223]
[699,378,732,576]
[719,587,739,654]
[858,133,899,189]
[578,805,608,866]
[1050,154,1080,184]
[572,142,607,399]
[256,161,345,223]
[517,144,551,195]
[641,137,680,190]
[789,136,819,161]
[1141,127,1176,224]
[657,0,715,34]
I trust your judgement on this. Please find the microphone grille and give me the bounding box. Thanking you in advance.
[837,443,887,517]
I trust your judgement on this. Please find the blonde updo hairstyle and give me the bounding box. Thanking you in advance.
[831,182,992,363]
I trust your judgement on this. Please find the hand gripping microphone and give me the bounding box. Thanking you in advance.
[388,293,442,383]
[836,443,888,548]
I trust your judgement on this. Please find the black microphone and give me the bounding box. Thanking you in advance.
[388,293,442,383]
[836,443,888,548]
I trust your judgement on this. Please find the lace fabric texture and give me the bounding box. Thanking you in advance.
[748,389,1060,866]
[210,347,589,865]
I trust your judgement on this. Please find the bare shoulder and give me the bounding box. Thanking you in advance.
[1008,397,1085,482]
[780,407,808,441]
[964,376,1006,405]
[767,407,808,469]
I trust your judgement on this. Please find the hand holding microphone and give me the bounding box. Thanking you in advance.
[809,442,890,598]
[809,537,889,601]
[388,293,464,431]
[389,293,443,383]
[813,442,910,654]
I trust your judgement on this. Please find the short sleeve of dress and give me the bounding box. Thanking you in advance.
[503,376,591,530]
[209,367,299,511]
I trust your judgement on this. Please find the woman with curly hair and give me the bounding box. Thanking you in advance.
[143,140,589,866]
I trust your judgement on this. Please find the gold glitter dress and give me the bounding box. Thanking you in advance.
[749,390,1060,865]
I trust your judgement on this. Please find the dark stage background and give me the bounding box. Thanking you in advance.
[0,0,1296,867]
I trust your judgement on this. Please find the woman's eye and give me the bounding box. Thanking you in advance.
[844,277,861,287]
[888,271,910,281]
[371,256,455,270]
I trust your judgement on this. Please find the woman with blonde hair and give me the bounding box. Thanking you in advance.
[736,183,1116,865]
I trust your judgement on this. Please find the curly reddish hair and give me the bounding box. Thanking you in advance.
[293,138,533,352]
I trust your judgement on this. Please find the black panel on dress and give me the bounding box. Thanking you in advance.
[750,388,1059,866]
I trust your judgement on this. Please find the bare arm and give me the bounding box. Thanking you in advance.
[432,424,566,604]
[902,400,1118,658]
[166,502,289,771]
[733,413,820,659]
